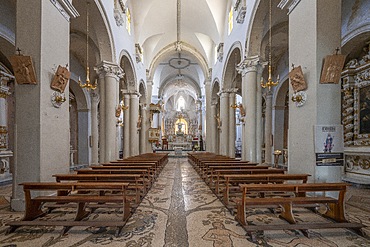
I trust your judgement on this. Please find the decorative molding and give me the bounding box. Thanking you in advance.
[114,0,126,26]
[135,44,143,63]
[234,0,246,24]
[217,43,224,62]
[50,0,80,21]
[278,0,301,15]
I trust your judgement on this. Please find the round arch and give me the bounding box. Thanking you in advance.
[119,50,137,91]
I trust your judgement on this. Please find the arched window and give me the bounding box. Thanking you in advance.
[228,5,233,35]
[177,96,185,111]
[126,7,131,35]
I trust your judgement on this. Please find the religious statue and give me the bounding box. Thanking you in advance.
[177,122,184,135]
[215,114,222,130]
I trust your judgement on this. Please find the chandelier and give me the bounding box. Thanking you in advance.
[79,1,97,90]
[261,0,279,91]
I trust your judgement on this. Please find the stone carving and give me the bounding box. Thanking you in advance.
[320,54,346,84]
[10,55,37,85]
[51,65,70,93]
[289,65,306,92]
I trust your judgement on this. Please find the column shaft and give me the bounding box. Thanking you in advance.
[265,92,273,164]
[220,92,229,156]
[91,93,99,164]
[229,92,236,158]
[123,94,130,158]
[130,93,140,156]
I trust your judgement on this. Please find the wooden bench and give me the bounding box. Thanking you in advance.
[221,174,310,206]
[7,182,131,236]
[198,162,260,178]
[77,168,154,184]
[91,165,157,179]
[210,169,286,193]
[235,182,363,236]
[53,174,145,204]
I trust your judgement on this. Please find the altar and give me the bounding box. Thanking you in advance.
[169,142,192,150]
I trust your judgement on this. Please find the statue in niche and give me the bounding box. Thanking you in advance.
[289,66,307,92]
[51,65,70,93]
[177,122,184,136]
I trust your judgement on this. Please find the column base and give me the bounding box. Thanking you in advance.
[10,197,25,212]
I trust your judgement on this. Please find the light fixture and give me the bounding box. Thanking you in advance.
[79,1,97,90]
[261,0,279,91]
[230,102,246,122]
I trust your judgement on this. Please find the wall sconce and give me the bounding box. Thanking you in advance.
[231,102,246,122]
[291,91,307,107]
[51,91,66,108]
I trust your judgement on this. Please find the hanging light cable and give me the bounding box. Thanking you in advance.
[79,1,97,90]
[261,0,279,91]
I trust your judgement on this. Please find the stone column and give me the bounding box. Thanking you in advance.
[0,75,13,183]
[256,68,264,164]
[237,56,261,162]
[96,61,121,162]
[123,92,130,158]
[12,0,78,211]
[229,90,236,158]
[210,101,217,153]
[90,92,99,165]
[219,90,229,156]
[130,92,140,156]
[97,75,106,162]
[145,79,153,152]
[282,0,342,181]
[264,91,273,164]
[204,78,212,152]
[139,103,147,154]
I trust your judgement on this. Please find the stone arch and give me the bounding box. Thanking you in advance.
[119,50,137,91]
[222,42,242,91]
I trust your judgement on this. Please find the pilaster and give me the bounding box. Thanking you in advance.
[12,0,75,211]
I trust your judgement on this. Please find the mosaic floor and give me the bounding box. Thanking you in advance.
[0,158,369,247]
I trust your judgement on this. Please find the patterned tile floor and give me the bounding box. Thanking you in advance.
[0,158,368,247]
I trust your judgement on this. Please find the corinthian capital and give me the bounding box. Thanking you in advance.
[95,61,124,79]
[236,55,265,76]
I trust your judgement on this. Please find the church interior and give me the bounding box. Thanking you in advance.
[0,0,369,246]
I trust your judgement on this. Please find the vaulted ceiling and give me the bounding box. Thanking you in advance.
[129,0,228,105]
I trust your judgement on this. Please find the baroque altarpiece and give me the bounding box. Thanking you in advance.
[341,43,370,182]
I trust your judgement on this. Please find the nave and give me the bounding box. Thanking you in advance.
[0,157,369,247]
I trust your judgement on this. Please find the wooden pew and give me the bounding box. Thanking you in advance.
[198,162,260,178]
[204,165,270,182]
[7,182,131,236]
[91,165,157,179]
[221,174,310,206]
[53,174,145,204]
[78,168,154,184]
[235,182,363,236]
[211,169,286,193]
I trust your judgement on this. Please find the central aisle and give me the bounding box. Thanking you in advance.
[136,157,252,247]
